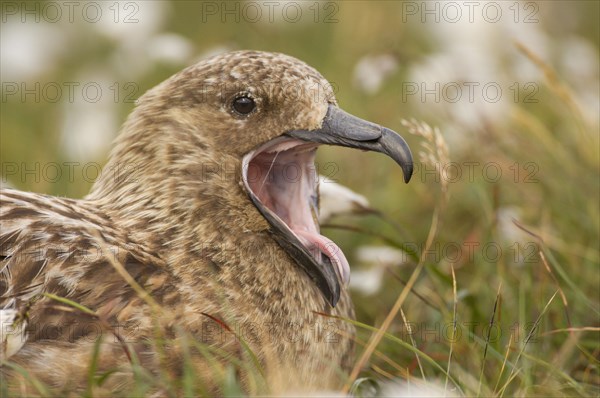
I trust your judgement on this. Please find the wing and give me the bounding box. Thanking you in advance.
[0,189,178,361]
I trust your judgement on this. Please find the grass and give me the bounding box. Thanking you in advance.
[339,45,599,397]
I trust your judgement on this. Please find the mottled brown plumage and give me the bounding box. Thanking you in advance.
[0,51,412,395]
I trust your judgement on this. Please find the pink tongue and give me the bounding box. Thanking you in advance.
[295,230,350,286]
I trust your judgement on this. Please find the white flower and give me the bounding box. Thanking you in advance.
[59,71,118,162]
[353,54,398,95]
[145,33,194,65]
[350,246,409,295]
[318,175,370,223]
[0,21,67,81]
[381,379,461,397]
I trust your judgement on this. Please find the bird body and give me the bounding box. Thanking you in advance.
[1,51,412,394]
[1,188,353,393]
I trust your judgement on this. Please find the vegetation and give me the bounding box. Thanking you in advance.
[1,2,598,396]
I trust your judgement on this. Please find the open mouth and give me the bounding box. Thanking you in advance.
[242,105,413,307]
[242,138,351,289]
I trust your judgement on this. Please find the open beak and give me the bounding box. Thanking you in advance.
[242,104,413,307]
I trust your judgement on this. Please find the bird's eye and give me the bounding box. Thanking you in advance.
[232,95,256,115]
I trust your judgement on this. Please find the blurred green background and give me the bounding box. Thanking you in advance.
[1,1,598,396]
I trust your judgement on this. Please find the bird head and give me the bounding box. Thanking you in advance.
[95,51,413,307]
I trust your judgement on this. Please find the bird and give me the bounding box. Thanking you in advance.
[0,50,413,395]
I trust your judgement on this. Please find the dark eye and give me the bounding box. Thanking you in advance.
[232,95,256,115]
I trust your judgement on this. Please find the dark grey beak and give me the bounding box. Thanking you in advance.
[278,104,413,307]
[286,105,413,183]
